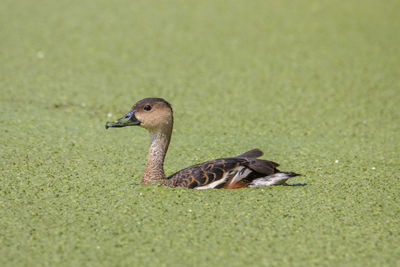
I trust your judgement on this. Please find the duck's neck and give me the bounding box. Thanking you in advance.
[141,128,172,184]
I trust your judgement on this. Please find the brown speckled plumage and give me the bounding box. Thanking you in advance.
[106,98,300,189]
[164,156,279,188]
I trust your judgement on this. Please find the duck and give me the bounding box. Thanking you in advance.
[106,97,300,189]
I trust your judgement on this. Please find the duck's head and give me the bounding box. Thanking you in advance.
[106,98,173,132]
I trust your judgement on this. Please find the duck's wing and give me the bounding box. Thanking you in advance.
[165,155,280,189]
[236,148,264,158]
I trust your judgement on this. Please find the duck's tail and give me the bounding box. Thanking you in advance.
[248,172,300,187]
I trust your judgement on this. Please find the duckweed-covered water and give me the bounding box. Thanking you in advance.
[1,0,399,266]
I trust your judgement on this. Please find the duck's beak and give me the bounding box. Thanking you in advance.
[105,110,140,129]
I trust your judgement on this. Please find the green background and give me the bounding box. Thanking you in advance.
[1,0,399,266]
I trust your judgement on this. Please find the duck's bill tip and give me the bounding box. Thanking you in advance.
[105,121,129,129]
[105,120,140,129]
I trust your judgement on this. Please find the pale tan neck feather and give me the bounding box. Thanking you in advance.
[141,127,171,184]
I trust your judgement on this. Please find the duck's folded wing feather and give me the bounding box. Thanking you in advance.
[236,148,264,158]
[246,158,279,173]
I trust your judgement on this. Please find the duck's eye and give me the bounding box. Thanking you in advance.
[144,105,152,111]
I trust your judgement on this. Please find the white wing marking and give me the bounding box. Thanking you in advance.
[195,168,235,190]
[195,166,253,189]
[230,166,252,184]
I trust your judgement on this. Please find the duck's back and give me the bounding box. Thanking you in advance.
[164,149,295,189]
